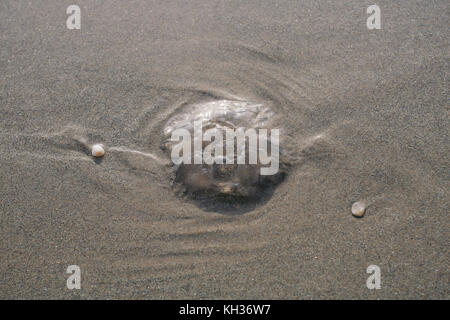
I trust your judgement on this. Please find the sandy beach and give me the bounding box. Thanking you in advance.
[0,0,448,299]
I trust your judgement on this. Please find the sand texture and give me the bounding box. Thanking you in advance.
[0,0,448,299]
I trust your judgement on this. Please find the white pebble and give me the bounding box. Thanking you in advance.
[351,201,367,217]
[91,144,105,157]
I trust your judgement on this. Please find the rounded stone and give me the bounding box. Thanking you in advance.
[351,201,367,217]
[91,144,105,157]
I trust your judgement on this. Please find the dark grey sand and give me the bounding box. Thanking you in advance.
[0,0,448,299]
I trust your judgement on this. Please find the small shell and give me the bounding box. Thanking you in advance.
[91,144,105,157]
[351,201,367,217]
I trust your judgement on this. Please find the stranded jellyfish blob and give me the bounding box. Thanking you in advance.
[162,99,287,201]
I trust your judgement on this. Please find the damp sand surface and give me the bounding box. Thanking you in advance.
[0,0,448,299]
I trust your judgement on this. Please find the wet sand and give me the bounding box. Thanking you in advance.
[0,0,448,299]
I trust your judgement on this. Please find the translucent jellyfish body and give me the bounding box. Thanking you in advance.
[162,99,286,200]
